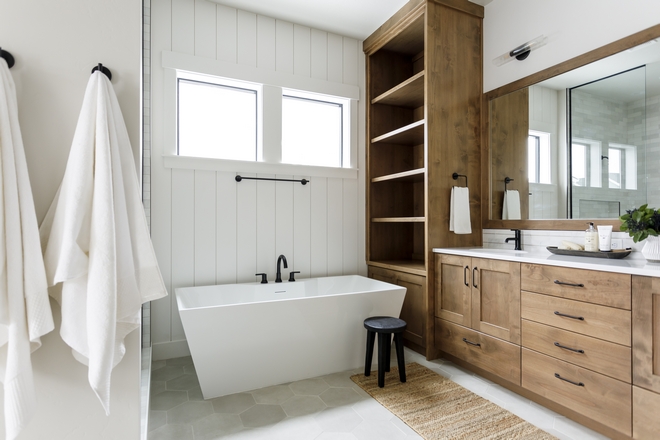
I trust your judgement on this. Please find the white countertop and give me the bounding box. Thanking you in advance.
[433,247,660,277]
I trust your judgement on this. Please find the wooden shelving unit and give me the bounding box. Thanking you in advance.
[372,168,424,183]
[371,120,425,145]
[372,71,425,108]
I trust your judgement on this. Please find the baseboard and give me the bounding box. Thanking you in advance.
[152,339,191,361]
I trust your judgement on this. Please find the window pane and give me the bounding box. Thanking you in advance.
[539,139,551,184]
[528,135,538,183]
[178,79,257,161]
[608,148,621,189]
[282,96,342,167]
[572,143,586,187]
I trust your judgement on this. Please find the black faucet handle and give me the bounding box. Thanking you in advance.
[255,273,268,284]
[288,271,300,282]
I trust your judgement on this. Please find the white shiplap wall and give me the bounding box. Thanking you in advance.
[150,0,366,360]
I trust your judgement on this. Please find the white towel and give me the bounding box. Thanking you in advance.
[39,71,167,415]
[502,190,521,220]
[0,58,55,440]
[449,186,471,234]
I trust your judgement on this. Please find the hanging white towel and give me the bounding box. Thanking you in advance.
[502,190,521,220]
[449,186,471,234]
[39,71,167,415]
[0,58,55,440]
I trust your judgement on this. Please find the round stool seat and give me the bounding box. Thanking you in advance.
[364,316,406,333]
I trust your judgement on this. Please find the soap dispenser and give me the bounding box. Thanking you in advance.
[585,222,598,252]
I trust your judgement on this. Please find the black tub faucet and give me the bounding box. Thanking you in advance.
[505,229,522,250]
[276,254,288,283]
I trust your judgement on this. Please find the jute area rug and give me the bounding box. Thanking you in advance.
[351,362,556,440]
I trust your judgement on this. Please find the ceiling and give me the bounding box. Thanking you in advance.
[209,0,493,40]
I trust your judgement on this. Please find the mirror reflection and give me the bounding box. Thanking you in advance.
[489,38,660,220]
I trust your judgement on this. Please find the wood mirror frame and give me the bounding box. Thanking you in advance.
[481,24,660,231]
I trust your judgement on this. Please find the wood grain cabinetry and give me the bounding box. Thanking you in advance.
[364,0,483,356]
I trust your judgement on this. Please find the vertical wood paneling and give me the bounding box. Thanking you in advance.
[327,177,343,275]
[276,20,294,74]
[293,24,311,77]
[216,172,237,284]
[357,51,367,275]
[172,0,195,54]
[171,168,195,340]
[342,37,359,86]
[327,33,343,83]
[257,15,276,70]
[293,175,311,278]
[310,29,328,81]
[194,170,216,286]
[150,0,173,345]
[342,178,358,274]
[236,175,257,282]
[256,177,276,279]
[237,10,257,66]
[194,0,216,58]
[310,177,328,277]
[216,5,237,63]
[275,177,295,269]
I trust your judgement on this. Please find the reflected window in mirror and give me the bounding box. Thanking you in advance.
[528,131,551,184]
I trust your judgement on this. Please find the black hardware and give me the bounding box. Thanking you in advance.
[255,273,268,284]
[463,265,469,287]
[0,48,15,69]
[510,43,531,61]
[288,271,300,282]
[554,373,584,387]
[275,254,288,283]
[601,155,609,160]
[554,311,585,321]
[462,338,481,347]
[505,229,522,250]
[236,175,308,185]
[504,176,514,191]
[554,280,584,288]
[452,172,468,187]
[91,63,112,80]
[472,267,478,288]
[554,342,585,354]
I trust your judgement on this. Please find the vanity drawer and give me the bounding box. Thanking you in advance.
[521,264,631,310]
[436,318,520,385]
[522,319,631,383]
[522,349,631,436]
[521,291,631,346]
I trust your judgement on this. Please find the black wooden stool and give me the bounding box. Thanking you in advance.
[363,316,407,388]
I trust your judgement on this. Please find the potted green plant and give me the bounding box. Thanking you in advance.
[620,204,660,262]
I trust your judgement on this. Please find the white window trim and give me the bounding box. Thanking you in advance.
[162,51,359,176]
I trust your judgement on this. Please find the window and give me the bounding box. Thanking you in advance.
[608,143,637,190]
[608,147,622,189]
[571,138,602,188]
[528,130,551,184]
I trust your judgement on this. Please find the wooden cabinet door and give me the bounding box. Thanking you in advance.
[471,258,521,344]
[397,272,426,348]
[435,254,471,327]
[632,275,660,394]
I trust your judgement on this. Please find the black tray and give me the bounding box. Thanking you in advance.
[546,246,631,259]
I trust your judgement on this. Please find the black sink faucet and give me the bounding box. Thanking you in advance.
[275,254,288,283]
[505,229,522,250]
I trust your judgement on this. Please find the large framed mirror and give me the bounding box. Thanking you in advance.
[482,24,660,230]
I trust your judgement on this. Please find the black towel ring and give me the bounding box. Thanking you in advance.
[91,63,112,80]
[0,48,15,69]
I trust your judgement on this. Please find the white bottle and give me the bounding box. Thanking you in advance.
[585,223,599,252]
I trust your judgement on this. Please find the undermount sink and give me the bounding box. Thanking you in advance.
[469,248,528,254]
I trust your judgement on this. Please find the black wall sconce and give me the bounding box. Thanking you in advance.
[493,35,547,66]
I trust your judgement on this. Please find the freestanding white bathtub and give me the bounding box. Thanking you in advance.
[176,275,406,399]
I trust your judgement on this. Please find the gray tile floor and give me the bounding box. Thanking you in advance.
[148,349,608,440]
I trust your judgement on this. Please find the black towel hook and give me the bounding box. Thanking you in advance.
[0,47,15,69]
[452,172,468,187]
[504,177,514,191]
[91,63,112,80]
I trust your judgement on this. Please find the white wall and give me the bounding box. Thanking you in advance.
[150,0,367,360]
[483,0,660,93]
[0,0,142,439]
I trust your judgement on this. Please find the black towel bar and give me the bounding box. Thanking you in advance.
[235,175,308,185]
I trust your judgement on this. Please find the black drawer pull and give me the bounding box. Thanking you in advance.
[554,311,584,321]
[554,342,585,354]
[464,266,469,286]
[462,337,481,347]
[554,373,584,387]
[472,267,478,288]
[554,280,584,288]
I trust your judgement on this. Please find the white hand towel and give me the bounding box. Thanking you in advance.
[39,71,168,415]
[0,58,54,440]
[449,186,471,234]
[502,190,521,220]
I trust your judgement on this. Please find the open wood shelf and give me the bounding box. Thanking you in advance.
[372,119,424,145]
[372,217,425,223]
[372,168,424,183]
[372,71,425,108]
[368,259,426,276]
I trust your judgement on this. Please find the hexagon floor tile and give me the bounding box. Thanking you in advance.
[148,348,607,440]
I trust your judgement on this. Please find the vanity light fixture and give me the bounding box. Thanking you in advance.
[492,35,547,66]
